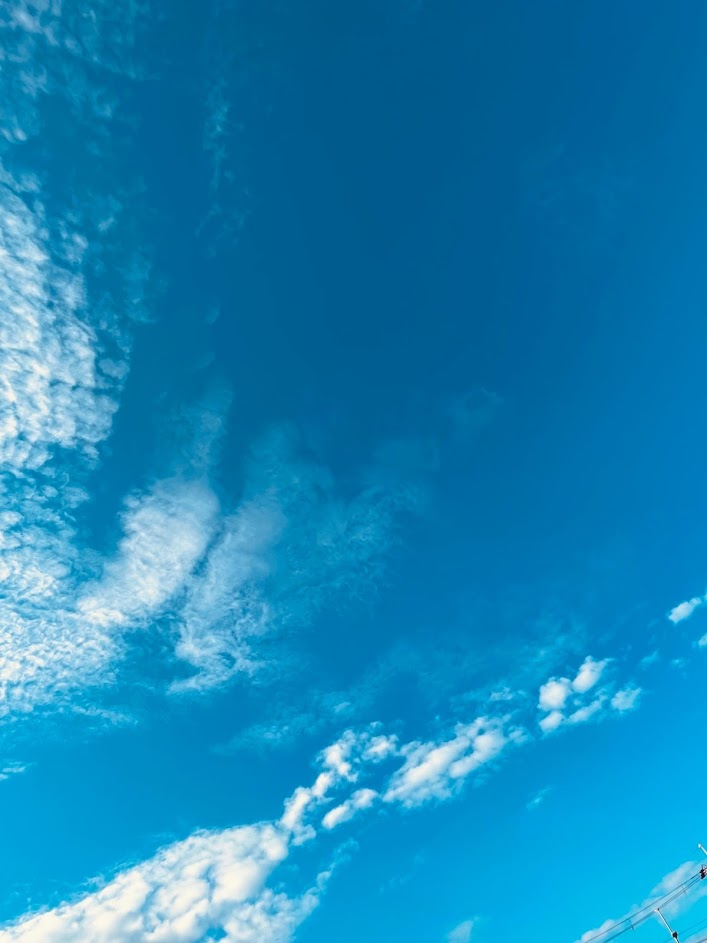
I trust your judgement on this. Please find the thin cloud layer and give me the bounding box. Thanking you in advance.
[448,919,475,943]
[79,479,220,631]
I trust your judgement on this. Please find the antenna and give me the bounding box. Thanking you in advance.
[655,907,680,942]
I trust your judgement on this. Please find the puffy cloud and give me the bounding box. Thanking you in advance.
[383,719,511,808]
[572,656,607,694]
[0,821,322,943]
[278,727,391,841]
[0,717,504,939]
[538,677,571,711]
[668,597,704,624]
[322,789,378,830]
[0,725,401,941]
[537,656,639,735]
[539,710,564,733]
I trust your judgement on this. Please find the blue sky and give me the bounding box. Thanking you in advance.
[1,1,707,941]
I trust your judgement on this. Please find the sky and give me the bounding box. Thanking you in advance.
[1,1,707,942]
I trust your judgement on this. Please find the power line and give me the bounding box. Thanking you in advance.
[577,866,707,943]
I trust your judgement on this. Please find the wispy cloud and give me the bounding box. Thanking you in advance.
[170,423,424,692]
[526,786,552,811]
[171,496,284,691]
[79,478,220,631]
[448,919,476,943]
[0,404,430,720]
[0,762,28,782]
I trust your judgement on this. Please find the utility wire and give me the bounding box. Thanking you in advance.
[577,867,707,943]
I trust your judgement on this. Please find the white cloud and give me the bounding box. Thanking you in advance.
[364,734,399,762]
[278,727,389,841]
[539,710,564,733]
[567,696,605,725]
[537,656,640,735]
[639,650,660,668]
[383,719,511,808]
[0,717,499,940]
[0,184,122,472]
[0,726,398,942]
[0,0,163,722]
[668,597,704,624]
[0,412,426,714]
[697,634,707,648]
[79,479,219,630]
[322,789,378,830]
[0,472,220,716]
[538,677,571,711]
[448,919,475,943]
[610,687,641,712]
[171,498,284,691]
[0,820,323,943]
[572,656,607,694]
[0,763,28,782]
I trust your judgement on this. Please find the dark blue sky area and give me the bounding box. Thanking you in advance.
[108,0,707,630]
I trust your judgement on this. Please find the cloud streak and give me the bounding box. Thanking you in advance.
[170,424,424,692]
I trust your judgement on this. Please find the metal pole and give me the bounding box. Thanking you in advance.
[655,908,679,941]
[699,843,707,858]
